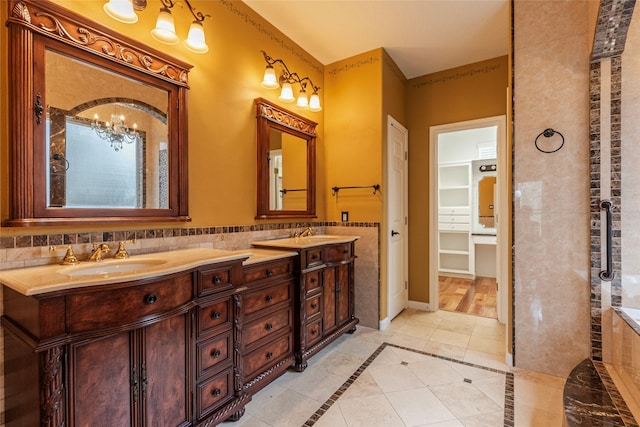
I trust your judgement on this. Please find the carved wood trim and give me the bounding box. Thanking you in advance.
[8,0,191,86]
[255,98,317,137]
[39,346,65,427]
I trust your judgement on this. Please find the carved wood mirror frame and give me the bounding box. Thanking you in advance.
[255,98,317,219]
[4,0,192,226]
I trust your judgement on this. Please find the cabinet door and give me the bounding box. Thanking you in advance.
[70,332,133,427]
[322,267,337,333]
[336,263,351,325]
[142,313,190,427]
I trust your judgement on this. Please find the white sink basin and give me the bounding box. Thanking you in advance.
[61,259,167,277]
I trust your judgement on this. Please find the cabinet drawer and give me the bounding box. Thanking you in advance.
[325,243,352,262]
[305,295,321,317]
[242,281,291,316]
[66,273,193,333]
[304,270,321,293]
[244,259,293,284]
[438,215,470,224]
[438,222,470,231]
[196,368,234,419]
[306,248,323,266]
[439,207,471,216]
[199,265,234,295]
[243,308,292,348]
[305,318,322,347]
[196,331,232,380]
[242,333,292,379]
[198,299,232,337]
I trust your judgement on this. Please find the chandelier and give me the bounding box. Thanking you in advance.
[91,113,139,151]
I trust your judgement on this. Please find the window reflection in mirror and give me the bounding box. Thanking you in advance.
[45,50,169,209]
[269,128,307,211]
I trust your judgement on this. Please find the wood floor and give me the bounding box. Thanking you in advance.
[439,276,497,319]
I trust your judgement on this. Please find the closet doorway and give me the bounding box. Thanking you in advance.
[429,116,508,324]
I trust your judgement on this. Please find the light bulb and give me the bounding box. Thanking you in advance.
[103,0,138,24]
[262,65,279,89]
[151,8,179,45]
[184,21,209,54]
[296,90,309,109]
[309,93,322,112]
[279,82,295,102]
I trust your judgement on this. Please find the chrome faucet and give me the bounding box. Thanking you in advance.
[89,243,110,262]
[299,227,314,238]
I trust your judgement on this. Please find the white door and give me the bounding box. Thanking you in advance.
[387,116,409,321]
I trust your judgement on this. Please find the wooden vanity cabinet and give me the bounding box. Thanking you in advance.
[1,259,248,427]
[251,241,359,372]
[238,256,295,394]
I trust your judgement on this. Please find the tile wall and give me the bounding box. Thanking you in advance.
[513,0,592,377]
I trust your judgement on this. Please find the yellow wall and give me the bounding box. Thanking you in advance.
[406,56,509,303]
[0,0,325,234]
[324,49,383,223]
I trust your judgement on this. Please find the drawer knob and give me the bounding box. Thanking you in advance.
[212,388,221,397]
[311,255,318,260]
[211,349,221,358]
[265,295,273,302]
[211,311,221,319]
[311,303,318,309]
[343,249,349,254]
[266,352,273,359]
[311,329,318,335]
[144,294,157,305]
[265,323,273,331]
[310,277,317,284]
[266,269,273,277]
[213,276,222,284]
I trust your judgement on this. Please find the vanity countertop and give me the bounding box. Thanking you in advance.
[0,248,254,297]
[242,248,298,265]
[251,235,359,249]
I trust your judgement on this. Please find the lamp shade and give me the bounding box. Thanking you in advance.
[309,93,322,112]
[296,90,309,109]
[261,65,279,89]
[278,82,295,102]
[151,8,179,45]
[184,21,209,53]
[103,0,138,23]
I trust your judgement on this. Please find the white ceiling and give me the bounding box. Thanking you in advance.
[243,0,510,79]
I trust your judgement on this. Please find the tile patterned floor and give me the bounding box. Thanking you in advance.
[233,309,568,427]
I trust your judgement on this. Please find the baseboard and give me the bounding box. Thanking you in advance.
[379,316,391,330]
[408,300,432,311]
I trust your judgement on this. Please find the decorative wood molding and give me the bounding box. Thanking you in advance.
[255,98,317,136]
[8,0,190,86]
[40,346,65,427]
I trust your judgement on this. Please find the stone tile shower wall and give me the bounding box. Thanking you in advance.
[589,0,636,364]
[513,0,592,377]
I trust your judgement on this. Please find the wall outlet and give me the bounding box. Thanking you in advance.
[341,211,349,222]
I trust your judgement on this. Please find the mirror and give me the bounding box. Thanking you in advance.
[255,98,317,219]
[5,0,191,226]
[478,176,496,228]
[46,51,169,209]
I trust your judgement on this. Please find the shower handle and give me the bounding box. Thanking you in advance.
[599,200,614,282]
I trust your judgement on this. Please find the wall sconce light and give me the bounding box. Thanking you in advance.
[260,50,322,112]
[103,0,211,54]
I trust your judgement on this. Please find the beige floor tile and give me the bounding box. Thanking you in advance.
[430,382,502,419]
[430,329,472,348]
[244,388,321,426]
[467,334,504,356]
[463,349,510,371]
[341,371,384,399]
[415,420,464,427]
[459,410,505,427]
[312,404,348,427]
[337,394,406,426]
[408,357,465,387]
[422,340,468,359]
[386,388,458,426]
[367,360,426,393]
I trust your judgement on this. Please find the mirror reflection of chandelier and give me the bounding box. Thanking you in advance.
[91,113,138,151]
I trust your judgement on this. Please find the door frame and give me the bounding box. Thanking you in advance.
[385,115,409,326]
[429,116,509,324]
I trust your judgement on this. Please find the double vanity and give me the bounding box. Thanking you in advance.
[1,235,359,427]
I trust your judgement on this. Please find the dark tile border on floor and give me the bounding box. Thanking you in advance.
[302,342,514,427]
